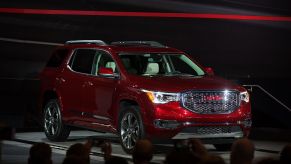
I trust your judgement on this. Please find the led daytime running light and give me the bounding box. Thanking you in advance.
[142,89,180,104]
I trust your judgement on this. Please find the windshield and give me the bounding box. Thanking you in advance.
[119,53,205,76]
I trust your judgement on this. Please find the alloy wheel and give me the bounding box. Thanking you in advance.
[44,102,61,136]
[120,112,140,150]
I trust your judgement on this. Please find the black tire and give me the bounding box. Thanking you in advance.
[43,99,70,141]
[118,106,145,153]
[214,143,232,151]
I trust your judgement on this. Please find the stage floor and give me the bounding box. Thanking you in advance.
[1,130,288,164]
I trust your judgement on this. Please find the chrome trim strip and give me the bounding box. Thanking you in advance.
[172,131,243,140]
[81,112,110,121]
[182,122,236,126]
[93,115,110,121]
[153,119,240,128]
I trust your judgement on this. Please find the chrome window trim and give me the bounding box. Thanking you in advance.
[66,48,120,79]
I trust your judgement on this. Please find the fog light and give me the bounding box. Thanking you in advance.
[237,118,252,127]
[154,120,180,129]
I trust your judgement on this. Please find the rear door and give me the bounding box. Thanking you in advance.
[60,48,96,122]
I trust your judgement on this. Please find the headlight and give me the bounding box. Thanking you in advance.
[142,89,180,104]
[240,91,250,103]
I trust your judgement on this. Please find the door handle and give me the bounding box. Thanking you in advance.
[56,77,65,84]
[83,81,94,86]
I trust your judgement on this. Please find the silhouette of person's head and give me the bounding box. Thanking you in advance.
[105,156,128,164]
[28,142,52,164]
[132,139,153,164]
[230,138,254,164]
[188,138,208,157]
[256,157,280,164]
[66,141,92,164]
[165,149,200,164]
[200,155,225,164]
[280,144,291,164]
[63,156,88,164]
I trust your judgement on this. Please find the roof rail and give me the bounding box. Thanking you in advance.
[111,41,166,48]
[65,40,107,45]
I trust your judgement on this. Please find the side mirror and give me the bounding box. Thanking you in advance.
[205,67,214,76]
[98,67,114,77]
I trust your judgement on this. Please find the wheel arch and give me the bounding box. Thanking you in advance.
[115,99,140,128]
[42,90,60,112]
[42,92,71,141]
[119,99,139,110]
[117,99,146,153]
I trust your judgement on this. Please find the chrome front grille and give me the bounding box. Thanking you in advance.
[181,90,239,114]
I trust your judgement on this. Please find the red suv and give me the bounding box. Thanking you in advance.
[39,40,251,152]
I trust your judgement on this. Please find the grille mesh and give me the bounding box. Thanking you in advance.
[181,91,239,114]
[182,126,241,135]
[196,126,231,134]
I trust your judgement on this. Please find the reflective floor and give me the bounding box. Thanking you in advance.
[1,130,288,164]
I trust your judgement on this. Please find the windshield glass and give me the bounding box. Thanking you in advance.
[119,53,205,76]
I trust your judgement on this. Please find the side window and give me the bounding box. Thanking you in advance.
[70,49,96,74]
[94,51,118,75]
[47,49,69,67]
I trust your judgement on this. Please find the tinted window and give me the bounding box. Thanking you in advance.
[70,49,96,74]
[169,55,198,75]
[47,49,69,67]
[119,53,205,76]
[93,51,118,75]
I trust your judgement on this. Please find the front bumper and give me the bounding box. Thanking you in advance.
[140,93,251,143]
[172,125,243,140]
[145,120,251,144]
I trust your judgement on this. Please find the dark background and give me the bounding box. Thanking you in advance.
[0,0,291,129]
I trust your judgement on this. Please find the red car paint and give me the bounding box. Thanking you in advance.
[39,41,251,150]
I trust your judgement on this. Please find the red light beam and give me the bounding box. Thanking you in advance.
[0,8,291,22]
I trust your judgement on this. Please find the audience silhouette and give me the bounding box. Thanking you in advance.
[28,142,52,164]
[25,137,291,164]
[132,139,153,164]
[64,140,92,164]
[230,138,255,164]
[280,144,291,164]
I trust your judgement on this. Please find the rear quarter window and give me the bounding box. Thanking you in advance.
[47,49,69,68]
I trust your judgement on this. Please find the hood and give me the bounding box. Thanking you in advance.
[129,75,244,93]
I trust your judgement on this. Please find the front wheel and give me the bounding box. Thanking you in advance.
[43,99,70,141]
[118,106,145,153]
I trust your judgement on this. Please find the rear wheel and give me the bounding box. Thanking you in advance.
[43,99,70,141]
[118,106,145,153]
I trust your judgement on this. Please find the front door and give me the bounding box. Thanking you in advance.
[81,50,118,125]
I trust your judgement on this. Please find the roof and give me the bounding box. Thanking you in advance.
[60,40,183,54]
